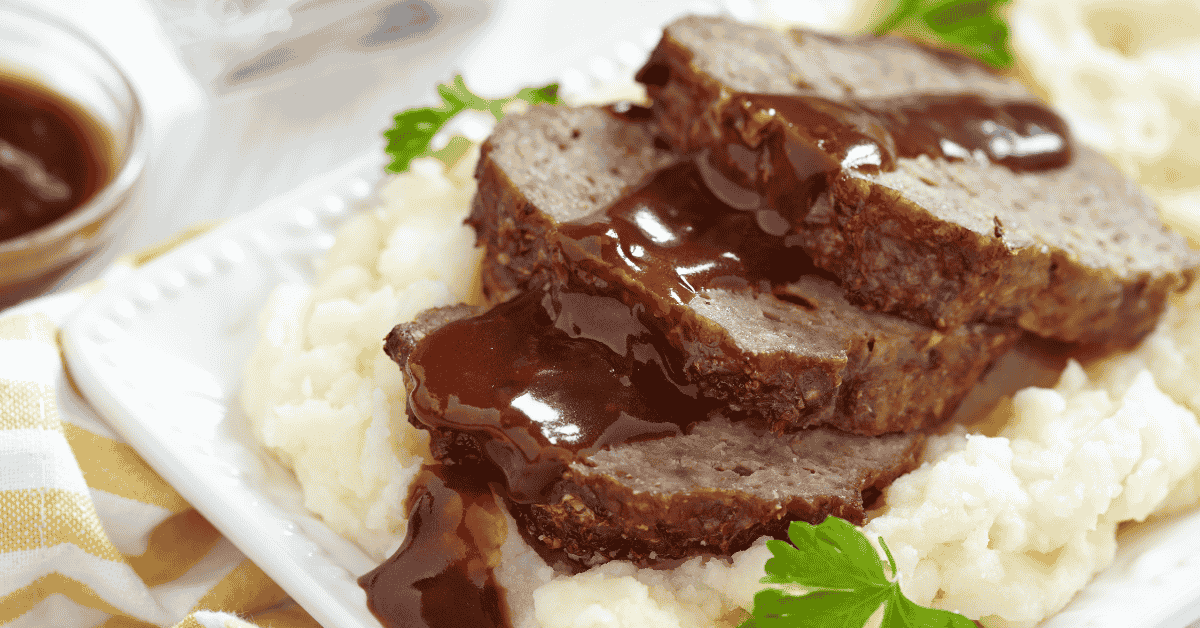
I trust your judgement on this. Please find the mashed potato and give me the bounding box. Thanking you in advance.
[241,4,1200,626]
[865,359,1200,627]
[242,162,1200,628]
[241,155,483,558]
[1010,0,1200,243]
[495,523,772,628]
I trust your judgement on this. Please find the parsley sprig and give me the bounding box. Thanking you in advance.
[383,75,561,173]
[741,517,974,628]
[872,0,1014,69]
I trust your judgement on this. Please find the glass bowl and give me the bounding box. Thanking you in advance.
[0,4,148,309]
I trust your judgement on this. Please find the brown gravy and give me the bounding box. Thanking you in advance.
[0,76,113,243]
[557,156,832,306]
[358,465,511,628]
[404,285,713,504]
[693,92,1071,225]
[364,283,721,628]
[734,93,1071,174]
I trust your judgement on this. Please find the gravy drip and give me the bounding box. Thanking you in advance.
[370,284,718,628]
[557,158,829,306]
[405,287,714,505]
[704,92,1072,224]
[358,465,510,628]
[0,77,112,242]
[740,93,1071,172]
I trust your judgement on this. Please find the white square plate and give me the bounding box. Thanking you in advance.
[59,37,1200,628]
[62,152,390,628]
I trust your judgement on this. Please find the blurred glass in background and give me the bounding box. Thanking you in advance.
[147,0,490,94]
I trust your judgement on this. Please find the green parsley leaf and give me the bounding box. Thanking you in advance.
[743,588,890,628]
[383,75,561,173]
[741,517,976,628]
[761,514,886,591]
[515,83,563,107]
[871,0,1014,69]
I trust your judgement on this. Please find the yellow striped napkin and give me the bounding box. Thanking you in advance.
[0,246,322,627]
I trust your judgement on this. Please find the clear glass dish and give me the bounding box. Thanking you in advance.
[0,4,148,309]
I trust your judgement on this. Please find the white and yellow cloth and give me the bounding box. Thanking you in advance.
[1,244,320,628]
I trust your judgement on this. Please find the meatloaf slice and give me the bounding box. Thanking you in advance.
[468,104,675,303]
[510,418,923,567]
[637,15,1200,346]
[385,306,925,567]
[467,104,1017,435]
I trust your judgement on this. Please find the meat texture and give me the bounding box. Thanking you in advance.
[637,15,1200,346]
[467,104,1017,435]
[385,307,925,567]
[510,417,923,566]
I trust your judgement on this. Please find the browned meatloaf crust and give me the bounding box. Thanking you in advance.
[637,15,1200,347]
[508,419,923,567]
[466,104,1017,435]
[385,306,925,567]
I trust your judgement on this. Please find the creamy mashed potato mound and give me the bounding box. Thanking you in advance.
[501,532,771,628]
[241,155,483,558]
[1010,0,1200,242]
[242,4,1200,625]
[865,355,1200,626]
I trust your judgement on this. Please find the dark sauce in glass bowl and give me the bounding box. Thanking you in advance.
[0,75,114,243]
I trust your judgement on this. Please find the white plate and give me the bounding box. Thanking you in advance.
[59,38,1200,628]
[63,151,390,628]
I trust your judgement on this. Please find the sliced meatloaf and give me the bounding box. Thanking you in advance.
[468,104,675,303]
[508,418,923,567]
[467,104,1017,435]
[385,304,925,567]
[637,15,1200,346]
